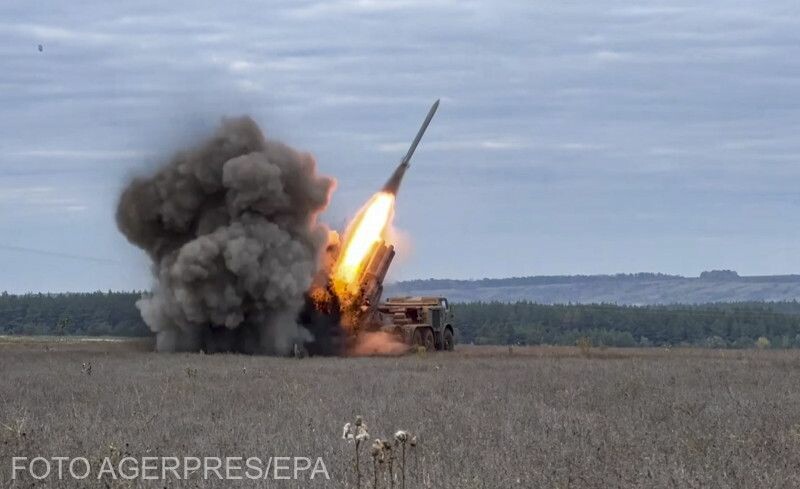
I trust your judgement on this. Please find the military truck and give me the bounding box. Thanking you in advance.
[346,239,456,351]
[379,296,455,351]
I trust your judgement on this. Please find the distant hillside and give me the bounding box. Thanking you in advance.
[385,271,800,304]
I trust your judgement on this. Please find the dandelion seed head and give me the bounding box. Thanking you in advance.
[394,430,409,443]
[370,439,383,458]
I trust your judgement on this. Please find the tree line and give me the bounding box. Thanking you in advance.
[453,301,800,348]
[4,291,800,348]
[0,291,147,337]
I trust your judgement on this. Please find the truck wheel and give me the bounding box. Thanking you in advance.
[443,329,454,351]
[412,329,424,347]
[423,329,435,351]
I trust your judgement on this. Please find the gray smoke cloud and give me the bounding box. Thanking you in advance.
[117,116,335,354]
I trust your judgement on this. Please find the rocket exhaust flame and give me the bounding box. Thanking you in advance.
[333,191,395,291]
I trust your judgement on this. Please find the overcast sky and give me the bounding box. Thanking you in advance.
[1,0,800,292]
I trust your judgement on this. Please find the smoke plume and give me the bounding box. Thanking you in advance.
[117,117,335,354]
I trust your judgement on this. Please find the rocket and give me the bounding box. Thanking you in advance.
[382,99,440,195]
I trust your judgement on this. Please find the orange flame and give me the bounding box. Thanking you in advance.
[333,191,395,289]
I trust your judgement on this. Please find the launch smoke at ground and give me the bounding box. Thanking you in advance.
[116,117,335,354]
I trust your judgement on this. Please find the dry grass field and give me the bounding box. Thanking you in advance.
[2,339,800,488]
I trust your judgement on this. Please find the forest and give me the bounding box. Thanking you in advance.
[455,301,800,348]
[3,291,800,348]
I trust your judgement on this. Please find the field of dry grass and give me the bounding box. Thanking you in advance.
[2,340,800,488]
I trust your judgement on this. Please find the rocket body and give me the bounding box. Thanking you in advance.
[382,99,439,195]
